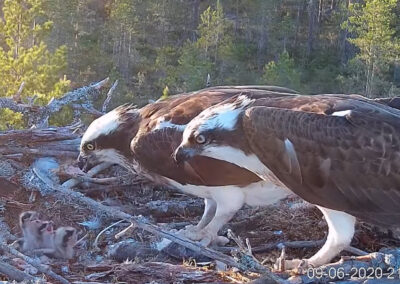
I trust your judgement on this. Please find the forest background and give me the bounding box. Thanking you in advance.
[1,0,400,129]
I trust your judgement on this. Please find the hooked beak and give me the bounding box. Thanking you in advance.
[77,154,93,173]
[174,145,197,164]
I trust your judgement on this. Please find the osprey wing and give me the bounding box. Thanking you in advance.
[130,86,296,187]
[242,99,400,226]
[132,127,261,186]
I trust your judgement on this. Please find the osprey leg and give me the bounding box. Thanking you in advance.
[182,188,245,246]
[278,206,356,270]
[182,198,217,234]
[308,207,356,266]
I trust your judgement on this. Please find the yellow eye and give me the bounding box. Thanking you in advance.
[86,143,94,151]
[195,134,206,144]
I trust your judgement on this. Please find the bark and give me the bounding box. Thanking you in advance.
[0,260,38,283]
[0,78,110,128]
[0,244,70,284]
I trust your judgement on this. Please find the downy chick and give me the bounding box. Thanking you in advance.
[38,221,55,249]
[19,211,43,252]
[52,226,78,259]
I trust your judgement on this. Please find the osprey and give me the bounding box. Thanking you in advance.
[175,93,400,268]
[78,86,296,246]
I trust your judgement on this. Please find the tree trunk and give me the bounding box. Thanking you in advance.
[256,2,268,70]
[191,0,200,41]
[307,0,318,59]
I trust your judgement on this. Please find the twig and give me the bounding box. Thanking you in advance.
[345,246,368,256]
[115,222,135,239]
[227,229,247,251]
[71,104,104,117]
[227,230,284,283]
[12,82,25,103]
[254,239,325,253]
[102,80,118,113]
[93,220,125,251]
[0,259,39,283]
[246,238,253,255]
[27,94,38,106]
[276,246,286,272]
[0,243,71,284]
[74,233,89,247]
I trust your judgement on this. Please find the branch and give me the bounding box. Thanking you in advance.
[102,80,118,113]
[0,78,110,128]
[12,82,25,103]
[0,127,80,159]
[0,243,70,284]
[0,98,36,113]
[0,260,39,283]
[226,229,277,281]
[71,103,104,117]
[35,77,109,126]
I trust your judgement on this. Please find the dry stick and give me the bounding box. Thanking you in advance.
[71,104,104,117]
[102,80,118,113]
[12,81,25,103]
[0,244,70,284]
[115,222,135,240]
[0,78,110,127]
[48,184,287,283]
[214,239,327,254]
[0,259,39,283]
[227,229,276,281]
[345,246,368,256]
[93,220,125,251]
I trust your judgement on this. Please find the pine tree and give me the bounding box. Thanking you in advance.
[0,0,70,103]
[343,0,400,97]
[196,0,232,63]
[262,51,301,90]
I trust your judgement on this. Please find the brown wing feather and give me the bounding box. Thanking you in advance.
[132,127,260,186]
[131,87,296,186]
[243,99,400,227]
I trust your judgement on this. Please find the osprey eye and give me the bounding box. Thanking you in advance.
[86,143,95,151]
[195,134,206,144]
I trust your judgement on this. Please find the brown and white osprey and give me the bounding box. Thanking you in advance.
[78,86,296,246]
[175,93,400,268]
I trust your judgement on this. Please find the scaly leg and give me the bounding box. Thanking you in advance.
[276,206,356,270]
[182,198,216,234]
[183,189,245,246]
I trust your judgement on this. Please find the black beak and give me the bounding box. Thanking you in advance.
[174,146,196,164]
[77,154,90,172]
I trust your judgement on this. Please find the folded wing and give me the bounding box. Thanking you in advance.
[243,97,400,226]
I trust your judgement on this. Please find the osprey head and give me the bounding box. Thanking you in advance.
[174,95,254,164]
[78,104,140,171]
